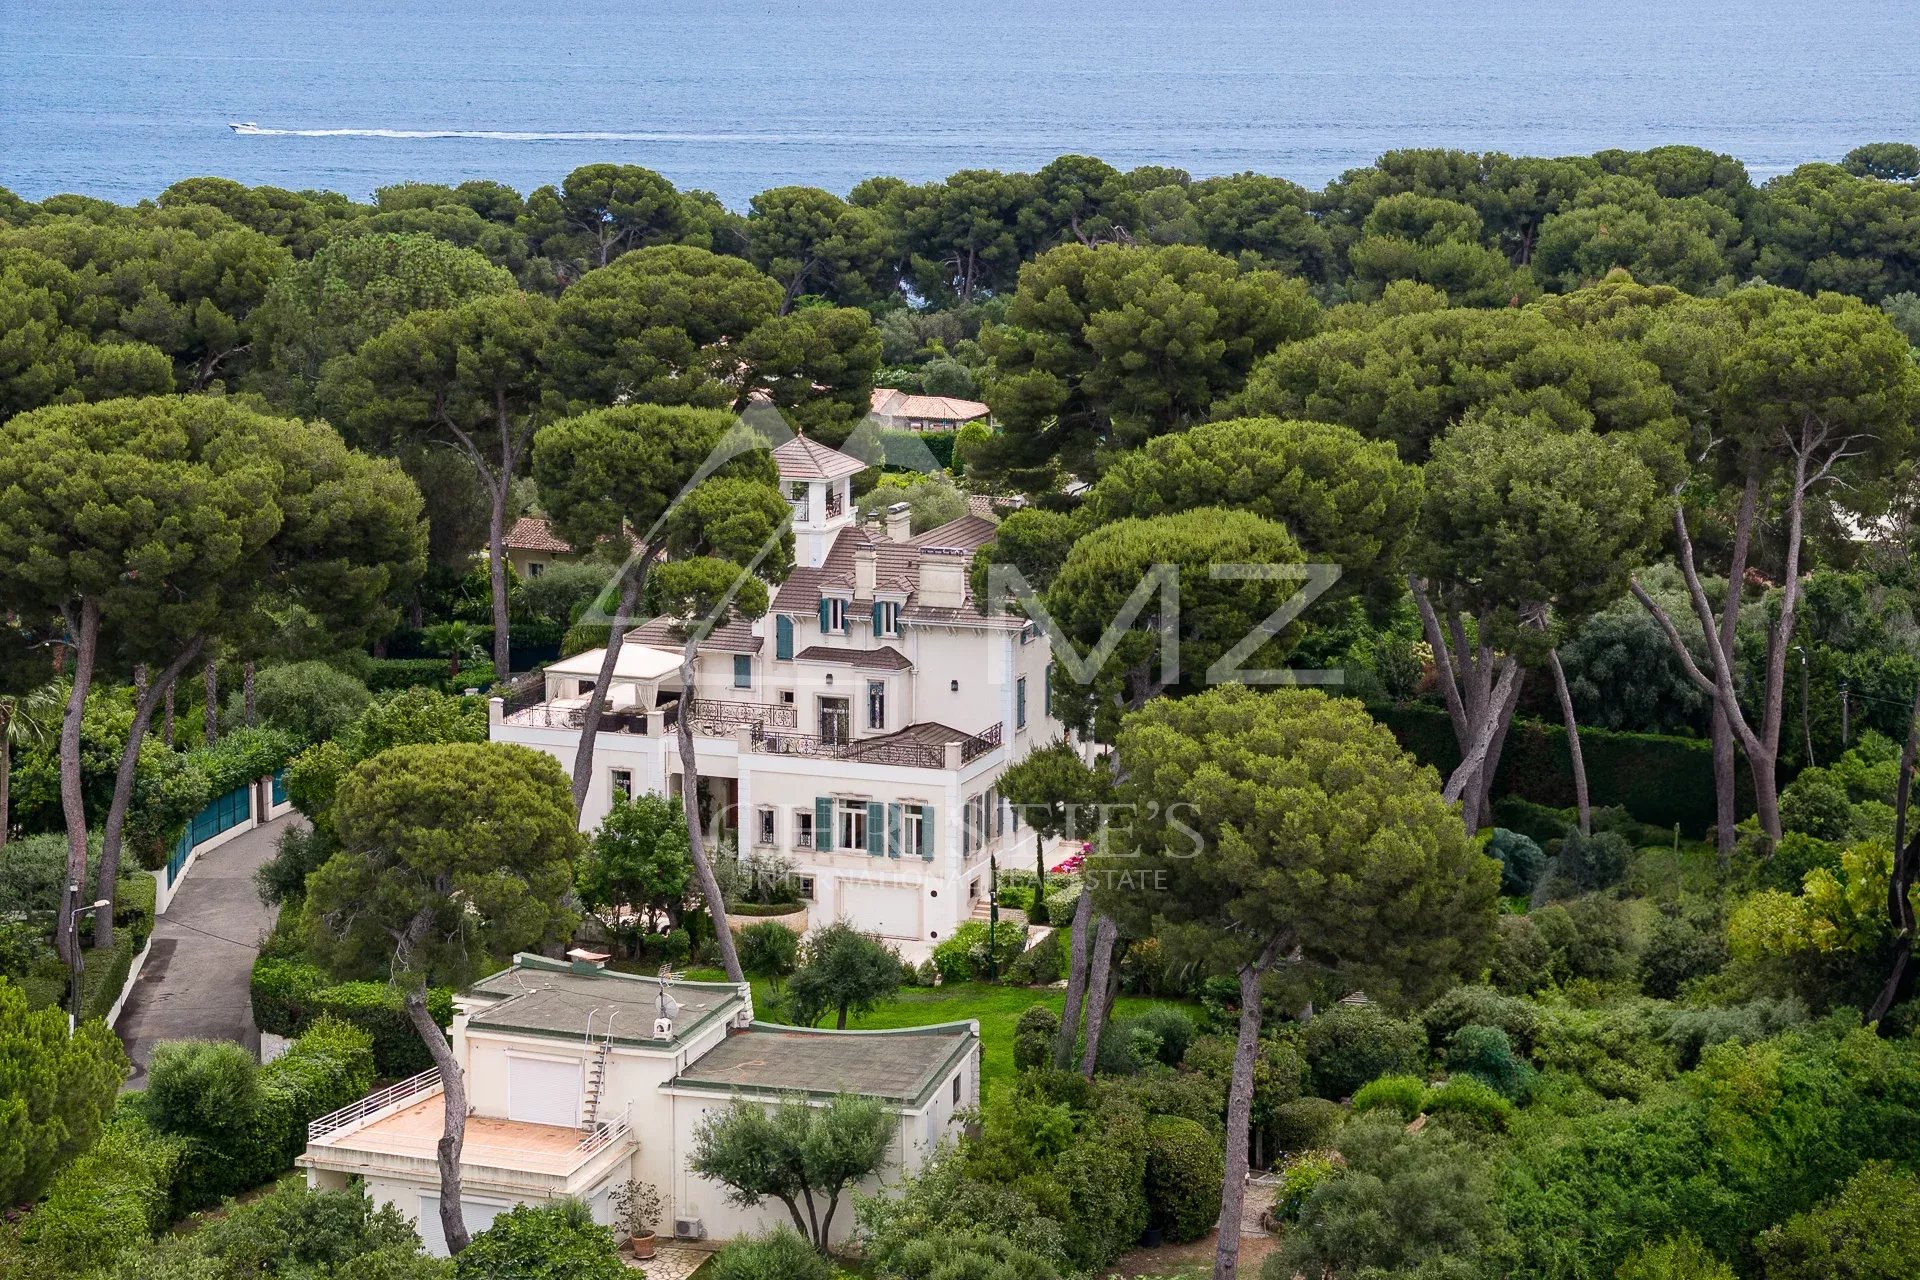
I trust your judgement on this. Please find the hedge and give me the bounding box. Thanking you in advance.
[185,725,304,797]
[21,877,149,1019]
[878,428,956,472]
[171,1016,376,1208]
[363,657,497,695]
[250,957,453,1076]
[1368,703,1754,836]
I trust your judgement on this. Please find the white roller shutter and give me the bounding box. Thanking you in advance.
[418,1195,510,1256]
[508,1054,581,1128]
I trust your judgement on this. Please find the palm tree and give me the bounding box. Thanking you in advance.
[1,682,62,847]
[421,621,484,682]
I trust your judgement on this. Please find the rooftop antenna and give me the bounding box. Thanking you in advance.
[654,964,681,1038]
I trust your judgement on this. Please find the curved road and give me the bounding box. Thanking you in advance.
[116,815,295,1090]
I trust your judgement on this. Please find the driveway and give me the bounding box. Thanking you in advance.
[116,814,295,1090]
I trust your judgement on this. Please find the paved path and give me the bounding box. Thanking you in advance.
[116,815,295,1089]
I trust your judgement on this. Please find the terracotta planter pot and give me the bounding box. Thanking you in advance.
[630,1232,657,1260]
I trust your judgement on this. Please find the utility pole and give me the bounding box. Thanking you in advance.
[986,854,1000,982]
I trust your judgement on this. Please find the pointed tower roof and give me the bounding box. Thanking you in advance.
[773,433,868,481]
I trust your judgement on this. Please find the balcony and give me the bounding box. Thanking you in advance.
[749,721,1002,770]
[502,701,676,735]
[684,698,799,735]
[304,1070,636,1192]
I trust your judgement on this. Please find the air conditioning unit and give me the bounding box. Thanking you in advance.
[673,1216,706,1240]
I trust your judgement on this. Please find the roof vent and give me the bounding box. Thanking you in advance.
[566,948,610,974]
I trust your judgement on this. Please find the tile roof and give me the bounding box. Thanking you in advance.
[793,644,913,671]
[772,515,1018,628]
[773,434,868,481]
[503,516,573,554]
[869,388,992,424]
[625,615,763,653]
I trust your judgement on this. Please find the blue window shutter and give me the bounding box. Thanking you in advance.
[1016,677,1026,729]
[919,806,935,860]
[887,803,902,858]
[733,654,751,688]
[819,597,832,632]
[776,615,794,660]
[815,797,834,851]
[866,801,885,856]
[872,601,884,634]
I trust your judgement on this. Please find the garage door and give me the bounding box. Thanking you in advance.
[418,1195,510,1256]
[508,1055,581,1128]
[839,880,921,940]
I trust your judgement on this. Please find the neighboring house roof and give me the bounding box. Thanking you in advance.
[503,516,573,554]
[793,644,912,671]
[966,494,1001,519]
[772,514,1019,629]
[465,958,743,1048]
[773,434,868,481]
[626,615,764,654]
[870,388,991,424]
[667,1022,978,1104]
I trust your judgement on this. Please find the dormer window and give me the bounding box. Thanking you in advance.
[874,600,902,637]
[820,596,849,634]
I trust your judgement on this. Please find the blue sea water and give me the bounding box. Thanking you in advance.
[4,0,1919,208]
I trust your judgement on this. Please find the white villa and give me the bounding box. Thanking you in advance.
[490,433,1066,955]
[301,953,977,1255]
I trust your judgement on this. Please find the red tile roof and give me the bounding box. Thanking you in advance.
[772,514,1020,629]
[773,434,868,481]
[503,516,573,554]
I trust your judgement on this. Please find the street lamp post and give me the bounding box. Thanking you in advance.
[64,884,113,1036]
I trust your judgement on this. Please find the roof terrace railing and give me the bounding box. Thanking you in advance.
[308,1068,441,1143]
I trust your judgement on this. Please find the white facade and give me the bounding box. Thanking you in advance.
[492,436,1068,954]
[302,956,978,1256]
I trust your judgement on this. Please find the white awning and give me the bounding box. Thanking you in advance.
[546,645,683,681]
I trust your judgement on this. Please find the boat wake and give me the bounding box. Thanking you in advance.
[226,123,825,143]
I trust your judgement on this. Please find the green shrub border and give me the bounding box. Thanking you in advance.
[250,957,453,1076]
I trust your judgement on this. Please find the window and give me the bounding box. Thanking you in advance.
[756,805,775,847]
[875,600,901,636]
[788,482,811,522]
[820,696,851,745]
[733,654,752,689]
[867,680,886,730]
[527,561,544,578]
[779,689,795,705]
[903,804,925,858]
[952,1073,962,1104]
[820,596,848,634]
[796,875,816,902]
[1016,676,1027,730]
[837,799,868,852]
[794,808,814,850]
[610,768,633,801]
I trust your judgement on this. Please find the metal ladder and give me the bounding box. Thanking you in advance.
[580,1010,619,1132]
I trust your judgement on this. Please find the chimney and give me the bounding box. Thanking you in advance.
[886,502,913,544]
[854,544,877,599]
[918,547,967,609]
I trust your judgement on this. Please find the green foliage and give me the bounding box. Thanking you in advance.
[1272,1114,1502,1280]
[1446,1023,1534,1100]
[1419,1074,1514,1130]
[1304,1003,1429,1099]
[1143,1114,1224,1242]
[786,921,903,1029]
[0,977,128,1207]
[11,1113,186,1278]
[285,687,487,834]
[931,920,1028,985]
[1753,1161,1920,1280]
[870,1228,1063,1280]
[1005,928,1065,986]
[107,1179,448,1280]
[706,1227,833,1280]
[1778,766,1853,840]
[1274,1152,1340,1223]
[1270,1097,1346,1153]
[1616,1234,1737,1280]
[578,792,691,944]
[1014,1004,1060,1072]
[856,472,969,533]
[690,1093,893,1250]
[186,725,304,797]
[1351,1073,1427,1119]
[245,661,373,743]
[144,1039,260,1146]
[513,561,609,626]
[361,656,496,694]
[455,1198,622,1280]
[1488,827,1547,897]
[1420,984,1542,1053]
[736,922,800,984]
[1640,902,1729,999]
[249,958,456,1077]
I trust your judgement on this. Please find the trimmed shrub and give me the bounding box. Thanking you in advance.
[931,919,1027,983]
[1014,1004,1059,1072]
[248,958,452,1075]
[1144,1115,1224,1243]
[708,1227,835,1280]
[1446,1024,1534,1100]
[1559,829,1634,891]
[737,922,800,981]
[1129,1005,1197,1068]
[1421,1074,1514,1131]
[879,1229,1063,1280]
[1270,1096,1345,1153]
[145,1040,260,1145]
[1487,827,1546,897]
[1043,880,1084,925]
[456,1197,623,1280]
[1303,1003,1428,1099]
[1352,1073,1427,1119]
[245,661,373,743]
[1006,928,1065,985]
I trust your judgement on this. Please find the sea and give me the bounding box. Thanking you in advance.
[5,0,1920,208]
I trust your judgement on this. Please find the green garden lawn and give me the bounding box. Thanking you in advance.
[680,970,1196,1089]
